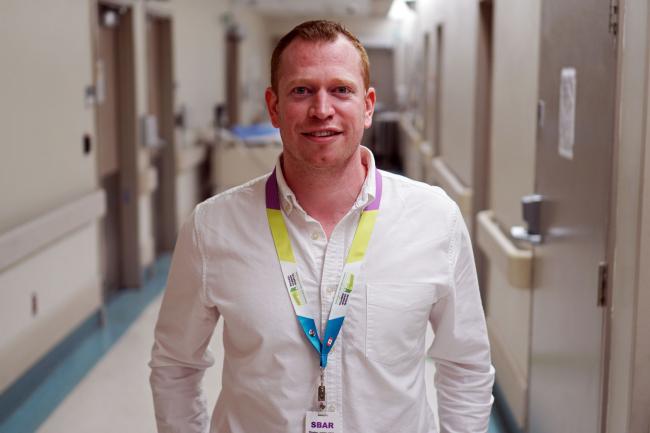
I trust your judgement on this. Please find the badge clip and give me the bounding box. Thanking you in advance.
[318,367,326,414]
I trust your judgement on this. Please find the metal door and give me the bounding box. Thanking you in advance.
[97,5,123,296]
[94,2,142,291]
[146,14,177,253]
[528,0,617,432]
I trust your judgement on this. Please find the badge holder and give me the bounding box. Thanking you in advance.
[305,368,339,433]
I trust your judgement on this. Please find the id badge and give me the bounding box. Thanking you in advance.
[305,411,340,433]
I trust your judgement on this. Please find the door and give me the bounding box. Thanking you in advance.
[432,24,444,158]
[94,2,141,293]
[366,47,396,112]
[97,4,123,297]
[528,0,617,432]
[226,27,241,127]
[365,47,399,170]
[146,14,177,253]
[473,0,494,303]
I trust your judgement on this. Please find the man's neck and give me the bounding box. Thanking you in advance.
[282,150,367,238]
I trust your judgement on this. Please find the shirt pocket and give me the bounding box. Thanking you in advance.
[366,282,439,365]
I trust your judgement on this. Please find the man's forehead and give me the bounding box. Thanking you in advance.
[277,36,364,81]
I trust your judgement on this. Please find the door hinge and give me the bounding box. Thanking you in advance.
[597,261,608,306]
[609,0,619,36]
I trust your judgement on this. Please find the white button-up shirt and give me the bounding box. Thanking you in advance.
[150,148,494,433]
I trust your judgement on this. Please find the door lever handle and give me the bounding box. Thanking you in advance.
[511,226,543,244]
[510,194,544,245]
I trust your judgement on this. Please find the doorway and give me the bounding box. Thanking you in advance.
[365,47,399,171]
[94,1,141,296]
[146,13,177,254]
[432,24,444,158]
[225,26,242,127]
[473,0,494,303]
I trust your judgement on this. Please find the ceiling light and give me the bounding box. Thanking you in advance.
[388,0,414,20]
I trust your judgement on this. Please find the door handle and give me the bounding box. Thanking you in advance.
[510,194,544,245]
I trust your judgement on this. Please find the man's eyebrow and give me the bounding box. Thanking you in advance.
[330,79,358,89]
[284,78,359,89]
[284,79,311,88]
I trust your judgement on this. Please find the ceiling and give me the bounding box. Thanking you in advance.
[233,0,394,18]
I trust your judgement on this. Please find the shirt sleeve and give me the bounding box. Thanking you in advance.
[427,204,495,433]
[149,206,220,433]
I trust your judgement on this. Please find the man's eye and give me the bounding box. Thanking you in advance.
[292,87,309,95]
[334,86,351,94]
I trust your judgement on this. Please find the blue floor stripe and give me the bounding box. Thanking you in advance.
[0,254,171,433]
[492,380,522,433]
[489,404,508,433]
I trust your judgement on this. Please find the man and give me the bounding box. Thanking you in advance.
[150,20,494,433]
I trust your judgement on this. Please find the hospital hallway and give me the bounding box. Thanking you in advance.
[1,0,649,432]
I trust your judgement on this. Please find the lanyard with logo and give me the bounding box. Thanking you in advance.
[265,167,382,419]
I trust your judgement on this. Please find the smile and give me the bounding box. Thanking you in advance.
[302,130,342,137]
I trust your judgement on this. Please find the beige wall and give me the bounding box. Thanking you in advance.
[172,0,271,130]
[0,225,101,393]
[434,0,477,187]
[395,0,478,188]
[633,91,650,433]
[264,15,401,49]
[172,0,227,137]
[485,0,540,428]
[0,0,103,392]
[490,1,540,229]
[607,0,650,431]
[0,0,97,233]
[237,9,272,125]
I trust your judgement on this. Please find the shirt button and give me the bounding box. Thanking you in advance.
[328,403,336,412]
[283,202,292,213]
[311,231,320,241]
[327,286,336,294]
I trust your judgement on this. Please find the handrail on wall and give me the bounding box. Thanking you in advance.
[430,157,473,217]
[0,190,106,273]
[476,210,533,289]
[398,114,422,146]
[176,144,208,174]
[139,165,159,196]
[420,141,433,160]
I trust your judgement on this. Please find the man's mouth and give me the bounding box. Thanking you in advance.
[302,129,342,138]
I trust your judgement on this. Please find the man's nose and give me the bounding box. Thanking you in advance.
[308,90,335,119]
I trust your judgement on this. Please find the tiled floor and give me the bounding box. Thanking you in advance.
[1,256,507,433]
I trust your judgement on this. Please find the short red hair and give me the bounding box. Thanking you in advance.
[270,20,370,92]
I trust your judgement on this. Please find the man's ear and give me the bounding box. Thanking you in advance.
[265,87,281,127]
[364,87,376,129]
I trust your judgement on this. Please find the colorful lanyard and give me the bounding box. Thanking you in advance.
[265,168,382,372]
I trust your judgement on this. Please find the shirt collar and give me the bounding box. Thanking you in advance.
[273,146,377,216]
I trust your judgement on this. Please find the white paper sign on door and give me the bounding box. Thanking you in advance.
[559,67,577,160]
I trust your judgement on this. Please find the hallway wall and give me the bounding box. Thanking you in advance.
[424,0,477,187]
[0,0,271,395]
[394,0,537,429]
[171,1,271,224]
[395,1,650,431]
[172,0,271,138]
[0,0,102,394]
[483,1,540,428]
[607,0,650,431]
[0,0,97,234]
[237,10,272,125]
